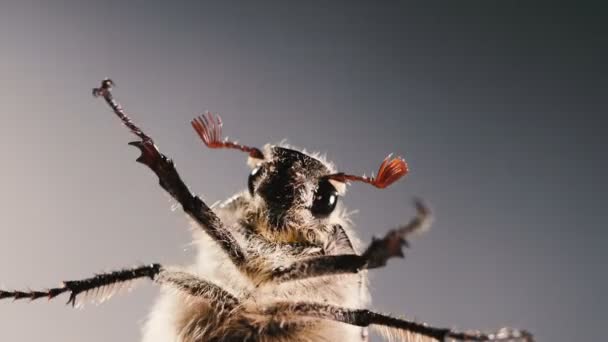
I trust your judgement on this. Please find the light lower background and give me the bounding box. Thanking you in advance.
[0,2,605,341]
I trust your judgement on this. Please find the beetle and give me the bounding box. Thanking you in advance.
[0,79,533,342]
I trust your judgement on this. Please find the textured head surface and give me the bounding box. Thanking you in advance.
[245,146,343,243]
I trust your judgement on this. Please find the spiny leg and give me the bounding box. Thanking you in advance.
[156,269,239,312]
[92,79,246,267]
[260,302,534,342]
[0,264,239,312]
[0,264,160,306]
[270,200,431,283]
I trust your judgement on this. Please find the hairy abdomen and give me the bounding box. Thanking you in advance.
[142,235,368,342]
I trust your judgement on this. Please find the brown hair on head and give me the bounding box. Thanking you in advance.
[191,112,264,159]
[326,155,409,189]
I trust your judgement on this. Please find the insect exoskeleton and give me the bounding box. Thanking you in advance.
[0,79,534,342]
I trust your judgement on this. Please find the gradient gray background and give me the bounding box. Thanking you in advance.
[0,1,605,341]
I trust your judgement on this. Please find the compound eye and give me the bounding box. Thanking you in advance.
[311,179,339,218]
[248,166,262,196]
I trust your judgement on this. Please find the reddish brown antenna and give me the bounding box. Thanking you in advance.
[326,156,409,189]
[191,112,264,159]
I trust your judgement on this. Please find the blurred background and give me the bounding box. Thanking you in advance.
[0,1,605,341]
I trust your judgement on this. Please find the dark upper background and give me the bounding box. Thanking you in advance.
[0,1,605,341]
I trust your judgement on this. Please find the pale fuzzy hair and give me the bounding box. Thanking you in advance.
[140,143,418,342]
[372,325,439,342]
[141,188,370,342]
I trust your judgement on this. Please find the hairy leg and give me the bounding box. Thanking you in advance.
[92,79,245,267]
[0,264,239,312]
[269,200,431,283]
[0,264,160,306]
[156,269,239,312]
[260,302,534,342]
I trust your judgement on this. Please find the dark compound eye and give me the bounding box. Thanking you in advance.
[311,179,339,218]
[248,166,262,196]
